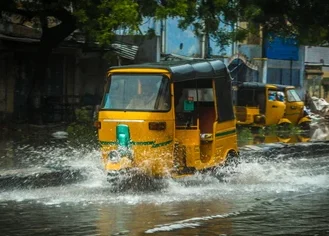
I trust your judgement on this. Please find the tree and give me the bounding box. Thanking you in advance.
[175,0,248,53]
[238,0,329,46]
[7,0,326,122]
[0,0,190,122]
[2,1,328,89]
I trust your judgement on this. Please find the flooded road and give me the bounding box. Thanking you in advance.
[0,125,329,235]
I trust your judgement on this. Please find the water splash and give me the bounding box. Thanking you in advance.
[0,140,328,205]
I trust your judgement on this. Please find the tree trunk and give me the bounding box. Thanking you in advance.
[27,9,76,124]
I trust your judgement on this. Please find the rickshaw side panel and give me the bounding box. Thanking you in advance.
[265,100,287,125]
[175,129,202,168]
[235,106,260,125]
[214,119,238,164]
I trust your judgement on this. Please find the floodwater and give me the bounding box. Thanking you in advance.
[0,124,329,236]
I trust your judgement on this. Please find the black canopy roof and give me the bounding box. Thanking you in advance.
[238,82,268,89]
[272,84,295,91]
[109,59,227,82]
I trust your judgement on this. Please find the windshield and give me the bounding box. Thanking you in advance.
[286,89,301,102]
[101,74,171,111]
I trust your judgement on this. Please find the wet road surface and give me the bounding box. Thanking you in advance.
[0,127,329,236]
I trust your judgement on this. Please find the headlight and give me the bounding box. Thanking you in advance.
[254,115,265,124]
[108,150,121,163]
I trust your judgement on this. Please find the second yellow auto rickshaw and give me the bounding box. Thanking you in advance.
[235,82,291,128]
[274,84,311,129]
[95,59,239,184]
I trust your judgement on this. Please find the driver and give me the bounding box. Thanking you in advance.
[126,80,158,110]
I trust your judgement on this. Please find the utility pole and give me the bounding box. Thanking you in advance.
[160,19,166,54]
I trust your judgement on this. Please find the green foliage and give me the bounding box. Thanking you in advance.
[73,0,141,45]
[257,123,302,136]
[177,0,242,48]
[1,0,191,46]
[3,0,329,56]
[69,0,192,46]
[211,28,248,52]
[154,0,189,19]
[237,127,253,145]
[238,0,329,45]
[66,107,99,148]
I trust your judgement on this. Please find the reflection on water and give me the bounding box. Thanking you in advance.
[238,121,329,147]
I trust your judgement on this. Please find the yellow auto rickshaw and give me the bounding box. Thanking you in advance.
[95,60,239,182]
[235,82,291,127]
[274,84,311,129]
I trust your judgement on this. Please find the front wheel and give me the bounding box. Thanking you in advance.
[299,121,311,131]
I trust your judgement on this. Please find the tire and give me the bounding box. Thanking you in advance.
[224,151,240,168]
[299,121,311,131]
[210,151,239,181]
[277,122,291,131]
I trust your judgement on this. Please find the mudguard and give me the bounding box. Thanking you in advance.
[277,118,292,125]
[297,116,312,125]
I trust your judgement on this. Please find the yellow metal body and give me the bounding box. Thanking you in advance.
[99,111,175,177]
[235,106,260,125]
[236,84,289,127]
[97,66,238,179]
[281,87,311,126]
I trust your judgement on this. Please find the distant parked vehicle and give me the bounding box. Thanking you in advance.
[235,82,291,128]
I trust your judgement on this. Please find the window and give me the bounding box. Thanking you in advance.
[215,74,235,122]
[286,89,301,102]
[101,74,171,111]
[182,88,214,102]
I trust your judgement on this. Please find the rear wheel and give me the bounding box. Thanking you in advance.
[224,151,240,168]
[210,151,239,180]
[276,122,292,139]
[277,122,291,131]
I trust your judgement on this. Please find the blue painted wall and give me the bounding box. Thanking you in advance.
[267,68,301,86]
[265,35,299,61]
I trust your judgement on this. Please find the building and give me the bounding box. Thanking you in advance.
[0,19,159,124]
[304,46,329,100]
